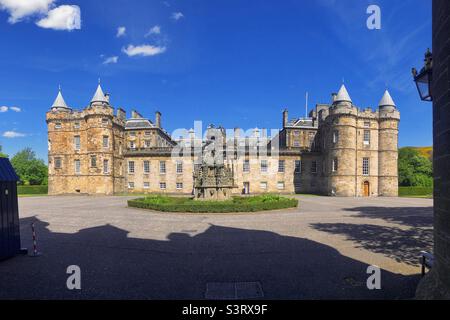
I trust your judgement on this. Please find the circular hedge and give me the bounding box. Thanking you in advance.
[128,194,298,213]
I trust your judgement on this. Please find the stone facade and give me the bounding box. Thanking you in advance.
[47,84,400,197]
[416,0,450,299]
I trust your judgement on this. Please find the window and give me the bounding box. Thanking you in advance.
[363,158,370,176]
[103,136,109,148]
[74,160,81,174]
[278,160,285,173]
[55,123,62,129]
[143,161,150,174]
[332,158,338,172]
[363,130,371,145]
[102,118,109,125]
[277,182,285,190]
[129,141,136,149]
[144,140,151,148]
[293,131,300,136]
[74,136,80,150]
[103,160,109,174]
[293,141,301,148]
[143,182,150,189]
[176,161,183,174]
[128,161,135,174]
[160,161,166,174]
[176,183,183,190]
[243,160,250,173]
[145,131,151,137]
[364,121,370,128]
[54,157,62,169]
[261,160,268,173]
[260,182,268,190]
[160,182,167,190]
[129,131,136,137]
[311,161,317,174]
[74,122,80,129]
[294,160,302,173]
[128,182,135,189]
[333,130,339,144]
[90,156,97,167]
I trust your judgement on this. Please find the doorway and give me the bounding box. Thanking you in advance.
[243,182,250,195]
[363,181,370,197]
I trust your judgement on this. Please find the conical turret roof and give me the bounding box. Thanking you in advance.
[91,84,108,104]
[51,88,70,109]
[378,90,396,108]
[335,84,352,103]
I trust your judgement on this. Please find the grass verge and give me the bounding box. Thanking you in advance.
[399,186,433,199]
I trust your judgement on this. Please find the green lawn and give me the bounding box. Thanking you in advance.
[128,194,299,213]
[399,186,433,199]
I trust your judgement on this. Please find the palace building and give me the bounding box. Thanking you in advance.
[46,83,400,197]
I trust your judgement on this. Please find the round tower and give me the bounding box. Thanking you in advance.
[85,83,116,195]
[378,90,400,196]
[328,84,358,196]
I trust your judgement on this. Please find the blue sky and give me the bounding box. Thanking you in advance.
[0,0,432,161]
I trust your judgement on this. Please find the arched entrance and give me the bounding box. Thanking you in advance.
[363,181,370,197]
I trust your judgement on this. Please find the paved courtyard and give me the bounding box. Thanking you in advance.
[0,195,433,299]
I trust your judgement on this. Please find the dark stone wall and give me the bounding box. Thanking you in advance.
[417,0,450,299]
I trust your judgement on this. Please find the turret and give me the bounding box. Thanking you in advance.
[378,89,400,196]
[90,83,110,107]
[328,84,357,196]
[50,87,71,112]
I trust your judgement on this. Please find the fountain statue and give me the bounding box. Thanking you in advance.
[193,132,236,201]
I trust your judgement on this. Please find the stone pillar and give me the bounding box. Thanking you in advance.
[416,0,450,299]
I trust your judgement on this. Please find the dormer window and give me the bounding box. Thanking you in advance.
[55,123,62,129]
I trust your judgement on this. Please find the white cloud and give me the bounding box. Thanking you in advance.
[122,44,167,57]
[2,131,26,138]
[0,0,54,23]
[10,106,21,112]
[145,25,161,37]
[116,26,126,38]
[0,106,21,113]
[171,12,184,21]
[36,5,81,31]
[103,56,119,65]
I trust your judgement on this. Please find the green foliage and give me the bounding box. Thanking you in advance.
[128,195,299,213]
[11,148,48,186]
[398,147,433,187]
[18,185,48,195]
[0,145,8,158]
[399,187,433,198]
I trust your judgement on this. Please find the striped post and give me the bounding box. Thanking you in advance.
[29,223,41,257]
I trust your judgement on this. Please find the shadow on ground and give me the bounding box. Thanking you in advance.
[0,216,420,299]
[311,206,433,267]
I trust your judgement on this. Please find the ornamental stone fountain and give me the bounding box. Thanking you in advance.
[193,136,236,201]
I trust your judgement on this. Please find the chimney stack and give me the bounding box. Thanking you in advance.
[283,109,288,128]
[155,111,162,128]
[105,93,111,104]
[331,93,337,103]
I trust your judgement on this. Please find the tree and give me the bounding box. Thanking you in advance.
[0,145,8,158]
[398,147,433,187]
[11,148,48,186]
